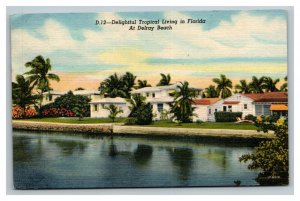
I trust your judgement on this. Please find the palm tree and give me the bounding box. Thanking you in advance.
[170,81,196,123]
[99,73,126,98]
[104,104,123,122]
[263,77,280,92]
[122,72,136,97]
[212,74,232,98]
[280,76,288,92]
[137,80,151,89]
[235,80,251,94]
[12,74,38,110]
[249,76,265,93]
[204,85,219,98]
[157,73,171,86]
[127,94,146,117]
[24,55,60,113]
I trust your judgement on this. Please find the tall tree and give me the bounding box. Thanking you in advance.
[99,72,136,98]
[263,77,280,92]
[235,79,251,94]
[204,85,219,98]
[137,80,151,89]
[127,94,146,117]
[212,74,232,98]
[12,75,38,109]
[24,55,60,114]
[280,76,288,92]
[249,76,265,93]
[104,104,123,122]
[170,81,196,123]
[99,73,126,98]
[127,94,153,125]
[122,72,136,97]
[157,73,171,86]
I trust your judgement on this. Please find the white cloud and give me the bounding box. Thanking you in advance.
[11,11,287,81]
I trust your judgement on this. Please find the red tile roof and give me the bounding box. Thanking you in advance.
[243,92,288,103]
[223,101,240,105]
[193,98,221,105]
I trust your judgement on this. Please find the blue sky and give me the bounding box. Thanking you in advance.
[11,10,288,90]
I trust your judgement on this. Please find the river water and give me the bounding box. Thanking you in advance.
[13,130,260,189]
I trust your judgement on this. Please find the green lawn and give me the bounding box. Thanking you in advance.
[147,120,257,130]
[15,118,257,130]
[15,117,126,124]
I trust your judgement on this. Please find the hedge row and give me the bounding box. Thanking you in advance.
[214,112,242,122]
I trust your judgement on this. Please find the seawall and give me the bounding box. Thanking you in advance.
[12,121,113,134]
[12,121,275,139]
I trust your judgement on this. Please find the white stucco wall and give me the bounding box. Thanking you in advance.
[222,94,255,118]
[151,103,171,121]
[90,103,130,118]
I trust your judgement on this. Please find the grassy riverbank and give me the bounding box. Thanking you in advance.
[149,120,257,130]
[15,118,257,130]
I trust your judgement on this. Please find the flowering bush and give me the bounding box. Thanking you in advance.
[240,115,288,185]
[42,107,74,117]
[12,106,37,119]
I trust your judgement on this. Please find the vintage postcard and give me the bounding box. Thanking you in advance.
[11,10,288,189]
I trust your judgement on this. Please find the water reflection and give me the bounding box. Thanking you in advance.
[13,136,33,162]
[108,139,153,167]
[48,139,87,156]
[13,131,259,189]
[202,149,227,169]
[133,144,153,166]
[168,147,194,181]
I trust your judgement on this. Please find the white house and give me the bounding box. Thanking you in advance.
[90,97,131,118]
[192,98,222,122]
[42,90,101,105]
[219,93,256,118]
[131,83,203,120]
[192,92,288,122]
[242,92,288,117]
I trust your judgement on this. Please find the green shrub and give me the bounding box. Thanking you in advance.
[124,117,137,125]
[41,91,91,117]
[132,103,153,125]
[245,114,256,121]
[240,116,288,185]
[195,119,203,124]
[214,111,242,122]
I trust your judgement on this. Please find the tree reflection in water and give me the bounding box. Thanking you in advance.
[108,139,153,167]
[109,141,118,157]
[168,147,194,181]
[13,136,33,162]
[133,144,153,166]
[48,139,87,156]
[203,149,227,170]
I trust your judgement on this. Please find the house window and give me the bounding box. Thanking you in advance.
[244,104,248,109]
[150,104,153,109]
[49,94,53,101]
[157,103,163,112]
[228,105,232,112]
[101,104,104,109]
[208,108,211,115]
[215,109,218,113]
[263,105,271,116]
[146,93,149,97]
[223,106,227,112]
[152,93,155,98]
[255,105,263,116]
[94,104,98,111]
